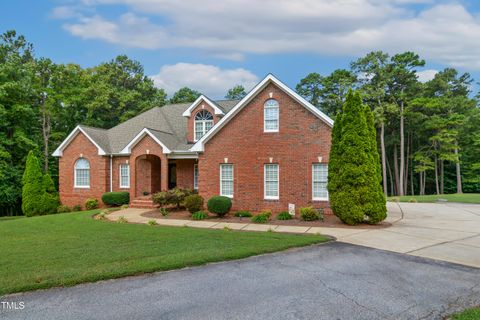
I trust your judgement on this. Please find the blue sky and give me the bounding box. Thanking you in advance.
[1,0,480,98]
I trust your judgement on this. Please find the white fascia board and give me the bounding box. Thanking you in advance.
[182,95,225,117]
[52,125,106,157]
[190,74,334,153]
[119,128,172,154]
[167,152,199,159]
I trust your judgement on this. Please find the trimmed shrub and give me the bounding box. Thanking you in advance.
[234,210,252,218]
[72,205,82,212]
[85,198,99,210]
[102,192,130,206]
[184,194,204,213]
[251,213,270,224]
[300,207,320,221]
[148,220,158,226]
[277,211,292,220]
[152,188,193,208]
[191,211,208,220]
[207,196,232,217]
[57,205,71,213]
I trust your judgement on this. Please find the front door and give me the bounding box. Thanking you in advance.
[168,163,177,189]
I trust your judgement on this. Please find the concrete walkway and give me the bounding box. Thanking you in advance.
[107,202,480,268]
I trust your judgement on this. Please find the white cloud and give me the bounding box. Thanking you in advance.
[150,63,259,98]
[417,69,438,83]
[55,1,480,69]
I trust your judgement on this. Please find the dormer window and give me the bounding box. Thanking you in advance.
[264,99,279,132]
[194,110,214,141]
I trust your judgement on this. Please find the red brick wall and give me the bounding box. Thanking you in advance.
[175,159,196,189]
[187,100,221,143]
[59,132,109,208]
[198,82,331,215]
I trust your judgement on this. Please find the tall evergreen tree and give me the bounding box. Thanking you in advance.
[328,90,386,225]
[364,105,387,223]
[22,151,44,216]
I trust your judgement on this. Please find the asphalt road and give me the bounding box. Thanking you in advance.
[1,242,479,320]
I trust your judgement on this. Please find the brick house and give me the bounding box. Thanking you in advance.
[53,74,333,213]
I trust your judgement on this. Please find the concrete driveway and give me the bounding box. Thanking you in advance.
[2,243,479,320]
[332,202,480,268]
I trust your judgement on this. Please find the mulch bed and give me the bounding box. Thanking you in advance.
[141,207,391,229]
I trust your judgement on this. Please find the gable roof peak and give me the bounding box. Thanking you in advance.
[182,95,225,117]
[190,74,334,152]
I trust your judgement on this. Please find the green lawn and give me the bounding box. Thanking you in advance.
[388,193,480,204]
[451,307,480,320]
[0,211,328,295]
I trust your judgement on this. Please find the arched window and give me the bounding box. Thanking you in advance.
[74,158,90,188]
[264,99,279,132]
[194,110,214,141]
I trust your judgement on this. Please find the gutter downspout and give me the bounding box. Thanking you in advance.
[109,155,113,192]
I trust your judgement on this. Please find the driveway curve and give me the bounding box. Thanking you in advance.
[334,202,480,268]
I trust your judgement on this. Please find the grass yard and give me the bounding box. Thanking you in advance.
[0,210,328,295]
[388,193,480,204]
[451,307,480,320]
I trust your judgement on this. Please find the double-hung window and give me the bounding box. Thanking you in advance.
[74,158,90,188]
[264,164,279,199]
[312,164,328,200]
[119,164,130,188]
[220,164,234,197]
[194,164,199,190]
[264,99,279,132]
[194,110,214,141]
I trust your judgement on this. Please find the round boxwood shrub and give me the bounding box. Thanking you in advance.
[207,196,232,217]
[300,206,319,221]
[102,191,130,206]
[277,211,292,220]
[184,194,204,213]
[85,198,99,210]
[72,204,82,212]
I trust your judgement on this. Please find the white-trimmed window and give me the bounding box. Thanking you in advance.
[74,158,90,188]
[194,110,214,141]
[264,99,279,132]
[220,164,234,197]
[119,164,130,188]
[194,164,199,190]
[312,164,328,200]
[264,164,279,199]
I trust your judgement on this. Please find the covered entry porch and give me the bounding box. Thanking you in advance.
[129,156,197,208]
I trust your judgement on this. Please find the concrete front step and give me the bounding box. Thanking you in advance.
[130,198,158,209]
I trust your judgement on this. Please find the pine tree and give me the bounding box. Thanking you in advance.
[328,90,387,225]
[22,151,44,216]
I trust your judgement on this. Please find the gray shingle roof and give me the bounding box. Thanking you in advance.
[80,99,239,154]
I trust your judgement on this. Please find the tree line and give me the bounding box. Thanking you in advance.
[1,29,478,214]
[0,30,207,215]
[296,52,480,197]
